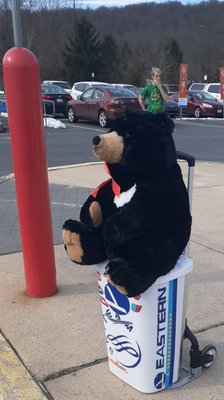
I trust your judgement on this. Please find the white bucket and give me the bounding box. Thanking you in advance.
[97,255,193,393]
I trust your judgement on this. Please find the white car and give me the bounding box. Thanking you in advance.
[42,80,72,93]
[71,81,110,99]
[204,83,221,101]
[189,82,221,101]
[188,82,207,91]
[112,83,136,90]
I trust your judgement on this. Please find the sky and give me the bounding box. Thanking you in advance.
[77,0,201,8]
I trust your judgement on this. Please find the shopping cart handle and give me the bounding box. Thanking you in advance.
[176,151,195,167]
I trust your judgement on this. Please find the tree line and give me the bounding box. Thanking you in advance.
[0,0,224,89]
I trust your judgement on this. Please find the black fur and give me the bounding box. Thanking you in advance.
[63,112,191,297]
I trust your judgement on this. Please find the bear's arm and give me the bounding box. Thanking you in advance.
[104,181,187,245]
[80,178,117,228]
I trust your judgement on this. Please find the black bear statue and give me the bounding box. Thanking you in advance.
[62,112,192,297]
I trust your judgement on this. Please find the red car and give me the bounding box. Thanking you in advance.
[171,91,223,118]
[67,86,142,127]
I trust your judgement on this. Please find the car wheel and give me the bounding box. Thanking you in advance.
[98,110,108,127]
[194,106,202,118]
[68,106,78,123]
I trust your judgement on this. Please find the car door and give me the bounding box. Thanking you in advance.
[87,88,104,119]
[75,88,94,119]
[185,94,195,115]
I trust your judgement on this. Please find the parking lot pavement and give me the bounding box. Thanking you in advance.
[0,177,91,254]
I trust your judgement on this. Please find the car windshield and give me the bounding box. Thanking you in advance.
[207,85,220,94]
[168,84,179,92]
[190,83,206,91]
[92,84,110,88]
[193,92,216,101]
[129,87,143,96]
[55,82,71,89]
[107,88,137,97]
[41,85,67,94]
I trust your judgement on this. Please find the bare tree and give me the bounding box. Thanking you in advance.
[1,0,224,87]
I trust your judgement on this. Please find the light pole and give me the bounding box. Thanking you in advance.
[11,0,22,47]
[73,0,76,27]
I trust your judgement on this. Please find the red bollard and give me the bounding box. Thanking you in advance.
[3,47,57,297]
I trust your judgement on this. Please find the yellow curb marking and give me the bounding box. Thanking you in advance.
[0,334,46,400]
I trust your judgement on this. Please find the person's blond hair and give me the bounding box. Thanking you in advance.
[151,67,161,77]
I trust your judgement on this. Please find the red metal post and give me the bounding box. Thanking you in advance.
[3,47,57,297]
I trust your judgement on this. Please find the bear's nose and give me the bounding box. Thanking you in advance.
[92,136,101,146]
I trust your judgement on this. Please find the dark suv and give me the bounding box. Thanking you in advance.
[165,84,179,96]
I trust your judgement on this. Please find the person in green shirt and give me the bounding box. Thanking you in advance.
[138,67,168,113]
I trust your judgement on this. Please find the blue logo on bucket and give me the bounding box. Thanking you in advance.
[154,372,166,389]
[105,284,130,315]
[107,334,141,368]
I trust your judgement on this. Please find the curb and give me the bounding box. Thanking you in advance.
[0,162,104,184]
[0,332,49,399]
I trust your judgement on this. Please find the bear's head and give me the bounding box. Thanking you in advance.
[92,112,176,189]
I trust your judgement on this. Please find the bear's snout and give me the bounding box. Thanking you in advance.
[93,136,101,146]
[92,131,124,164]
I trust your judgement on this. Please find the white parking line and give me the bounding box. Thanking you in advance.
[0,198,81,208]
[51,201,81,208]
[65,122,105,132]
[175,119,224,128]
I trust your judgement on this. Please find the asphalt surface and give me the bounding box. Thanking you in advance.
[1,116,224,178]
[0,176,91,254]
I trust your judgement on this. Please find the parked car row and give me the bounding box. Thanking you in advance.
[42,80,139,99]
[40,79,224,124]
[41,79,180,104]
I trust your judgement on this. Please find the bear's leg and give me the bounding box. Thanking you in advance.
[62,219,107,265]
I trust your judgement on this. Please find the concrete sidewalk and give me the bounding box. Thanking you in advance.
[0,161,224,400]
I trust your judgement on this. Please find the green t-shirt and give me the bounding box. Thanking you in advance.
[141,83,168,113]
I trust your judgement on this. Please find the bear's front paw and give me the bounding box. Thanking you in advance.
[62,220,84,263]
[105,258,131,296]
[107,276,128,296]
[63,219,82,233]
[105,258,150,298]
